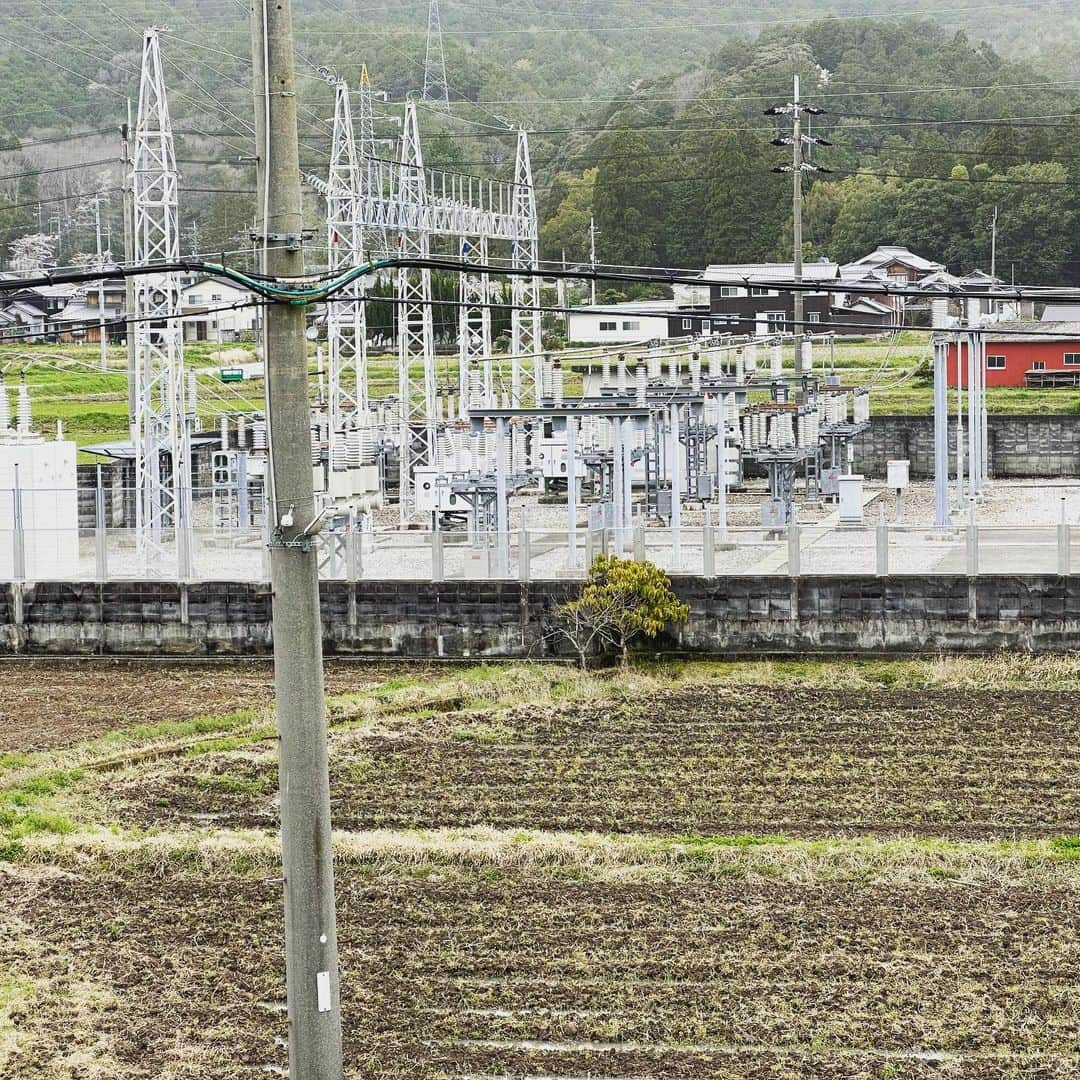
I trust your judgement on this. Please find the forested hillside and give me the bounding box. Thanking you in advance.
[1,1,1079,281]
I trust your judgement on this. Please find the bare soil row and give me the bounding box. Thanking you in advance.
[4,860,1080,1079]
[107,685,1080,838]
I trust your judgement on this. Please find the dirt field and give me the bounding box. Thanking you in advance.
[104,685,1080,838]
[2,660,1080,1078]
[0,660,407,752]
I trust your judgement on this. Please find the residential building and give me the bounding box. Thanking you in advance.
[181,277,258,342]
[944,322,1080,388]
[565,301,696,344]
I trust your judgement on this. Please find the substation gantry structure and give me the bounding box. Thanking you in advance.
[307,71,544,520]
[131,27,193,574]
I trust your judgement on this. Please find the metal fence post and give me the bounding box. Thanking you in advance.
[12,468,25,583]
[518,528,530,582]
[966,499,979,576]
[346,508,360,583]
[1058,498,1070,576]
[875,504,888,577]
[432,529,444,583]
[633,519,645,562]
[703,522,715,578]
[787,519,800,577]
[95,465,108,580]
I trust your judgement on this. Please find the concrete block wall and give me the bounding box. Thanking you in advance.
[853,415,1080,479]
[5,575,1080,657]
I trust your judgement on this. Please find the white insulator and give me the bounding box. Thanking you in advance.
[310,426,321,465]
[782,414,795,448]
[187,370,197,414]
[756,413,766,447]
[16,383,31,434]
[797,414,806,448]
[735,352,745,382]
[253,418,267,451]
[346,429,361,468]
[745,343,758,374]
[220,416,229,451]
[0,385,10,434]
[667,355,680,386]
[616,355,628,394]
[601,352,611,388]
[742,415,752,449]
[512,428,526,472]
[543,355,554,400]
[635,363,647,405]
[771,342,783,377]
[647,348,661,380]
[468,365,484,408]
[552,362,564,407]
[236,414,247,448]
[707,347,721,378]
[800,340,813,373]
[725,394,738,423]
[359,428,375,465]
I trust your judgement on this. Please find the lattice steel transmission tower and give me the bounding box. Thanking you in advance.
[422,0,450,110]
[511,129,542,405]
[324,76,367,468]
[357,64,390,258]
[132,28,191,574]
[396,103,437,520]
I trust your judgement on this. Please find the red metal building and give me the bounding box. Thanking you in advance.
[945,323,1080,389]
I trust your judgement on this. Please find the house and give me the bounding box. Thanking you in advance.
[565,301,699,344]
[52,279,128,343]
[181,277,258,342]
[0,299,48,341]
[702,260,892,335]
[944,322,1080,388]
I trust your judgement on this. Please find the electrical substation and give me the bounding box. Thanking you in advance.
[2,28,1079,589]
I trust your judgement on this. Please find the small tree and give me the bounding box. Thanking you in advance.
[555,555,690,668]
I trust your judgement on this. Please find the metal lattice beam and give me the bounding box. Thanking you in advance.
[132,28,190,573]
[396,103,438,521]
[325,77,367,468]
[422,0,450,110]
[511,130,542,406]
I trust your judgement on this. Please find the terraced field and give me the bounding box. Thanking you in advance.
[2,659,1080,1078]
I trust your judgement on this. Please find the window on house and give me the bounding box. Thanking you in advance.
[682,318,692,329]
[763,311,786,332]
[1032,361,1046,370]
[598,320,617,331]
[718,286,739,297]
[188,294,204,305]
[1065,353,1080,365]
[808,312,821,324]
[210,293,222,302]
[986,355,1006,369]
[750,287,774,297]
[622,320,640,330]
[701,320,711,332]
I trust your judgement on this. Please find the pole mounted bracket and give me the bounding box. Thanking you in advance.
[249,231,313,251]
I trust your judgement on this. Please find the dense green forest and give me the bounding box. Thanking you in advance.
[1,1,1080,282]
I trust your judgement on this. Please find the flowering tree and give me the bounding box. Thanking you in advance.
[9,233,55,272]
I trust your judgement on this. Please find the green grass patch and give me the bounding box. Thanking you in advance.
[182,733,267,757]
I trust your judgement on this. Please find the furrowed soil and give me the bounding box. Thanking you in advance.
[3,661,1080,1079]
[106,686,1080,838]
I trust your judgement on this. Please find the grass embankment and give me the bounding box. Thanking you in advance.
[3,659,1080,1076]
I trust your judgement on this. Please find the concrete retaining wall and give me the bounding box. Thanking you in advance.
[5,576,1079,657]
[853,414,1080,479]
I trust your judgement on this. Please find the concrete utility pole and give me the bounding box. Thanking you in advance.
[766,76,827,361]
[791,76,803,358]
[250,0,344,1075]
[589,217,598,306]
[93,194,108,373]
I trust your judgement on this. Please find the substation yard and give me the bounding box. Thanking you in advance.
[3,659,1080,1078]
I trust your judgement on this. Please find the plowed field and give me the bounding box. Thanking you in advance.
[2,660,1080,1079]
